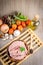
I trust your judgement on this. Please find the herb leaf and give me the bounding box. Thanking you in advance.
[20,47,25,52]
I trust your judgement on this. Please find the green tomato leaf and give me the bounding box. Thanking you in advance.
[20,47,25,52]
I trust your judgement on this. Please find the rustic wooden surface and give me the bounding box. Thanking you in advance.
[0,0,43,19]
[0,0,43,65]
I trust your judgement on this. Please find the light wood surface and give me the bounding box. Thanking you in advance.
[0,0,43,19]
[0,0,43,65]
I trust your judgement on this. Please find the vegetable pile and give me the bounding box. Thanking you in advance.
[0,11,40,39]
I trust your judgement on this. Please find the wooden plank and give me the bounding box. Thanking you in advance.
[0,49,7,55]
[10,62,15,65]
[3,57,9,62]
[24,36,30,42]
[20,32,31,40]
[26,41,31,45]
[0,58,6,65]
[1,54,7,59]
[32,39,39,46]
[5,60,11,65]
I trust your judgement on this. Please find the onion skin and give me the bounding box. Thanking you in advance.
[0,19,3,26]
[1,24,9,33]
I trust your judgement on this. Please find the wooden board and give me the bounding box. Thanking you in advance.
[0,28,43,65]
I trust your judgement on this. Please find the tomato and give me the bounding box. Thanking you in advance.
[22,21,26,28]
[9,28,14,34]
[16,20,21,25]
[26,20,31,25]
[18,25,23,31]
[12,24,17,30]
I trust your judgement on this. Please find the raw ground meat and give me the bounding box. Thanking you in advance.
[8,41,28,60]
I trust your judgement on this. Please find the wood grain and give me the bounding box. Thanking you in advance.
[0,0,43,19]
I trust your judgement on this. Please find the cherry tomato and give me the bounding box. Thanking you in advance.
[22,22,26,28]
[16,20,21,25]
[26,20,31,25]
[12,24,17,30]
[18,25,23,31]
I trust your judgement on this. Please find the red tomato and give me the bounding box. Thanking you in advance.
[22,22,26,28]
[26,20,31,25]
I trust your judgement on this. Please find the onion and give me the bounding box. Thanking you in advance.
[0,19,3,26]
[1,24,9,33]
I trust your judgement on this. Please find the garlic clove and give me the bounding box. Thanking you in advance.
[9,34,13,39]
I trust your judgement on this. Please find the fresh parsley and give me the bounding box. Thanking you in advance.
[20,47,25,52]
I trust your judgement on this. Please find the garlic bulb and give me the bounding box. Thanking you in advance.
[14,30,21,37]
[2,33,9,40]
[5,33,9,39]
[9,34,13,39]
